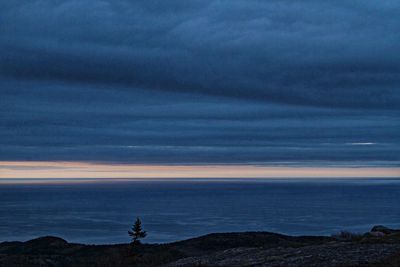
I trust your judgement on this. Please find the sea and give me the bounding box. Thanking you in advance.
[0,178,399,244]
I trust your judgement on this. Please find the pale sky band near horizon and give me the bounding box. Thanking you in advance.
[0,161,399,180]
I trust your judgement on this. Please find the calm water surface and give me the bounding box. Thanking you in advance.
[0,178,399,244]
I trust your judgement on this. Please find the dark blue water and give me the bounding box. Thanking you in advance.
[0,179,399,244]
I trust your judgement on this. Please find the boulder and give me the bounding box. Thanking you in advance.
[370,231,386,237]
[371,225,399,235]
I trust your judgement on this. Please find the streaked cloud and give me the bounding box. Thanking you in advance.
[1,1,399,167]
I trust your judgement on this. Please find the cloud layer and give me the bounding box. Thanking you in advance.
[1,0,399,167]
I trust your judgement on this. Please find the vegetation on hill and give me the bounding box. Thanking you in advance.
[1,226,400,266]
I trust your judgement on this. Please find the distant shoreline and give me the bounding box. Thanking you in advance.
[1,177,400,185]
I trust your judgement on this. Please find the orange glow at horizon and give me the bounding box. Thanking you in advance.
[0,161,399,179]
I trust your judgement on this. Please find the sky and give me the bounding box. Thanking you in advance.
[1,0,399,178]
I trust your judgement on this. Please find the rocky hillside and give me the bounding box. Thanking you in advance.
[1,226,399,267]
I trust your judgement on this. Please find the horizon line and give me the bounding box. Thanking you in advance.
[0,161,399,179]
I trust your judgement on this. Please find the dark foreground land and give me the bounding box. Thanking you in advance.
[1,226,400,267]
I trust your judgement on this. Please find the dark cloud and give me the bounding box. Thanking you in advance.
[1,80,399,166]
[2,0,400,108]
[0,1,399,166]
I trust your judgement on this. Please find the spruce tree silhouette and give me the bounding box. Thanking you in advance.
[128,217,147,245]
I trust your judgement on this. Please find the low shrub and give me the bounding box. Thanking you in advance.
[332,231,363,241]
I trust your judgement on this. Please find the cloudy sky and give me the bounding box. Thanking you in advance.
[1,0,399,176]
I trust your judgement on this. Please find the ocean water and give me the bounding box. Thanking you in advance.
[0,178,399,244]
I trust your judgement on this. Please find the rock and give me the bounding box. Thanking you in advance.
[25,236,68,248]
[1,231,400,267]
[164,243,400,267]
[370,231,386,237]
[371,225,399,235]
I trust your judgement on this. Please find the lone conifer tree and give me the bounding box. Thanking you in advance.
[128,217,147,245]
